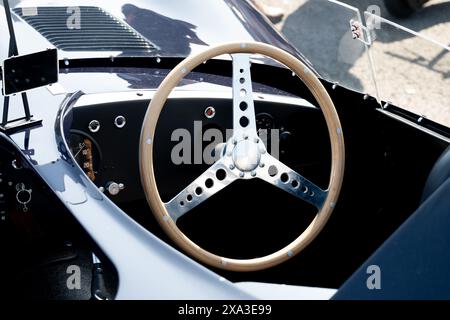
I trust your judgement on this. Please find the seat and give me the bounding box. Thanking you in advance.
[332,144,450,299]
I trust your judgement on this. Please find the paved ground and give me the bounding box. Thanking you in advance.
[256,0,450,128]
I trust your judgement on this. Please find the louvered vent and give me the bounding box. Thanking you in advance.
[14,6,156,53]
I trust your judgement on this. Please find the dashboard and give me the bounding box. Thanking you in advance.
[68,91,332,205]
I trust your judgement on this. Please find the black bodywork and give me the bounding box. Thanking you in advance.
[0,0,449,299]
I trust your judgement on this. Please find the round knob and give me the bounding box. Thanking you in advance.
[106,182,124,196]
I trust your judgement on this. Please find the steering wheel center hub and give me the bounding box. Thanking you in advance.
[232,139,261,172]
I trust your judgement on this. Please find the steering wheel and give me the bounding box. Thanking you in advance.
[140,42,345,272]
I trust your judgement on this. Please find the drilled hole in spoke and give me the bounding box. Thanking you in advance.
[186,194,193,202]
[280,173,289,183]
[309,191,315,197]
[180,201,185,206]
[302,186,308,194]
[195,187,203,196]
[268,165,278,177]
[239,101,248,111]
[240,78,245,84]
[291,180,299,189]
[205,178,214,188]
[240,89,247,97]
[216,169,226,181]
[240,116,249,128]
[240,68,244,73]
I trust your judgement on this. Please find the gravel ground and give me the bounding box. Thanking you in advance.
[256,0,450,128]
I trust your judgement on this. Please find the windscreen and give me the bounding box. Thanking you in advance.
[365,11,450,128]
[280,0,449,129]
[280,0,378,96]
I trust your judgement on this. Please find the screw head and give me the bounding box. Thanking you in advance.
[229,164,235,170]
[251,170,257,177]
[239,172,245,178]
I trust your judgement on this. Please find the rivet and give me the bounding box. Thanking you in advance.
[251,170,257,177]
[239,172,245,178]
[229,164,235,170]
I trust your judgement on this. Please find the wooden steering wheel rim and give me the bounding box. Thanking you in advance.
[140,42,345,272]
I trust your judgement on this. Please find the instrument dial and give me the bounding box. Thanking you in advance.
[69,132,100,182]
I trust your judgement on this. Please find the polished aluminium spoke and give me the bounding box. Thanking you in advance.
[165,158,237,222]
[229,53,327,209]
[231,53,258,139]
[166,54,327,221]
[256,153,328,209]
[165,54,259,222]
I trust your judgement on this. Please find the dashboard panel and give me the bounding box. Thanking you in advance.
[69,91,331,204]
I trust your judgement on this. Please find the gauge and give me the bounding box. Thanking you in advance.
[68,132,100,182]
[256,112,274,131]
[256,113,276,154]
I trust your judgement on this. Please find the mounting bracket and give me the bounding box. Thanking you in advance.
[1,0,42,134]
